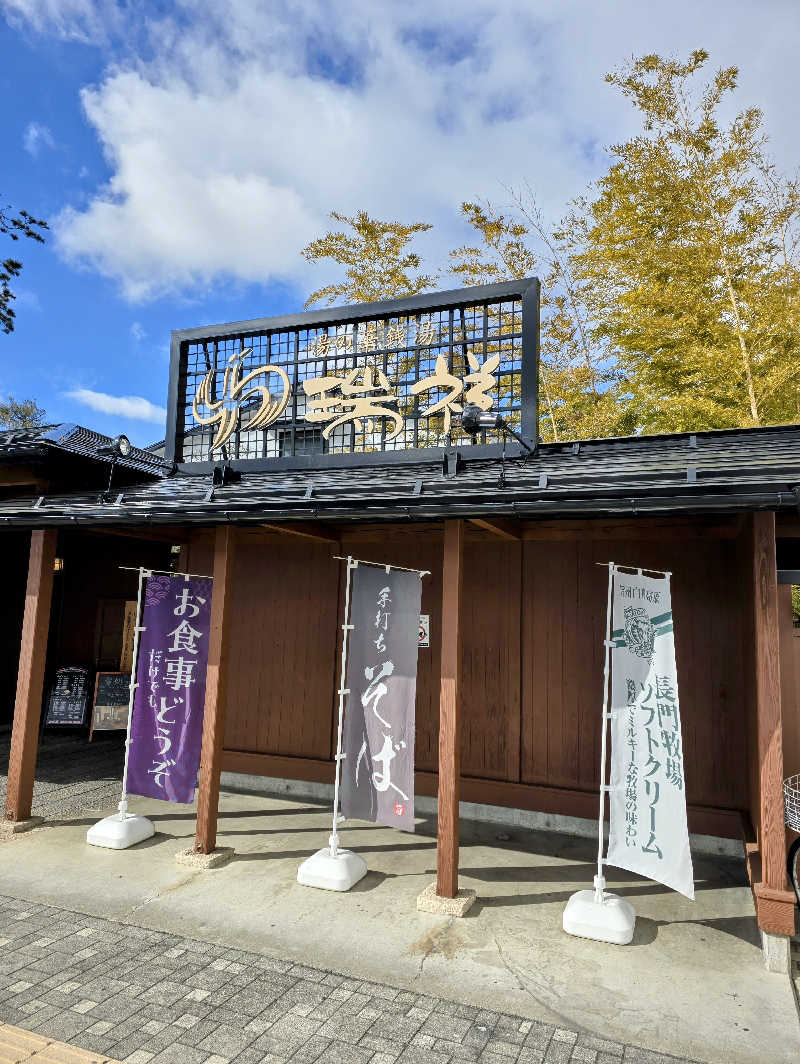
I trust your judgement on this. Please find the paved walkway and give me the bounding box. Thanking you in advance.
[0,894,699,1064]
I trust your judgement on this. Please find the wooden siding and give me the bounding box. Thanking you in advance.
[183,519,752,833]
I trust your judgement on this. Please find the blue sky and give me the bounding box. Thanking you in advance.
[2,0,798,446]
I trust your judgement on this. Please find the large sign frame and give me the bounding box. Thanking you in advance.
[165,278,539,472]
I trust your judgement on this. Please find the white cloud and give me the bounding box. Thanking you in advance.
[2,0,121,42]
[9,1,800,303]
[66,387,166,423]
[130,321,146,341]
[23,121,55,156]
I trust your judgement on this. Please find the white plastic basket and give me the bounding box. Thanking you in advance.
[784,774,800,832]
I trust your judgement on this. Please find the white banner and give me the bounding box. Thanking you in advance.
[605,568,695,899]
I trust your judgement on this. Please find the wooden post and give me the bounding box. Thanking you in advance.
[750,512,793,935]
[436,519,464,898]
[5,530,57,823]
[194,525,236,854]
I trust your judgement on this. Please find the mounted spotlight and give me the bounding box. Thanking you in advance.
[96,434,132,459]
[96,434,132,502]
[461,404,534,455]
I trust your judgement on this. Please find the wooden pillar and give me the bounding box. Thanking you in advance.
[436,519,464,898]
[194,525,236,854]
[750,512,793,934]
[5,530,57,823]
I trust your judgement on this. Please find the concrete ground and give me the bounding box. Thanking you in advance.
[0,783,797,1064]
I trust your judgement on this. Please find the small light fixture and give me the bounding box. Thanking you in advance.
[96,434,132,503]
[96,434,132,459]
[53,557,64,572]
[461,404,534,454]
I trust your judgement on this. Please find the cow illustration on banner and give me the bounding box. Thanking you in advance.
[126,574,213,804]
[340,565,422,831]
[605,568,695,899]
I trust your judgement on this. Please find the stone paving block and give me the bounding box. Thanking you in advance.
[366,1012,427,1045]
[319,1008,375,1044]
[289,1034,334,1062]
[30,1009,94,1042]
[422,1013,474,1042]
[140,1027,185,1056]
[69,1028,119,1055]
[314,1042,373,1064]
[395,1045,452,1064]
[569,1048,598,1063]
[575,1037,623,1057]
[543,1043,573,1064]
[486,1035,525,1056]
[516,1049,546,1064]
[431,1036,481,1060]
[108,1032,153,1059]
[524,1024,555,1050]
[235,1047,285,1064]
[167,1017,218,1049]
[138,982,187,1008]
[147,1044,210,1064]
[197,1021,260,1058]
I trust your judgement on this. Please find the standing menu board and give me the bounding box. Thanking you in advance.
[45,667,91,727]
[90,672,132,736]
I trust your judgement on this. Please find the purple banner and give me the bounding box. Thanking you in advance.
[126,574,213,804]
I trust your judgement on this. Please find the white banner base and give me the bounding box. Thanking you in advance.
[297,846,367,891]
[563,888,636,945]
[86,811,155,850]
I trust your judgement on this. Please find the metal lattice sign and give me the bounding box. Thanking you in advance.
[165,279,539,468]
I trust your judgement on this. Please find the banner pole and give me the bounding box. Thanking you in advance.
[117,566,149,822]
[595,561,615,902]
[330,555,357,858]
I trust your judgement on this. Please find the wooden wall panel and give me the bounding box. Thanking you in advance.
[187,517,753,827]
[222,534,340,760]
[460,540,521,781]
[521,535,748,812]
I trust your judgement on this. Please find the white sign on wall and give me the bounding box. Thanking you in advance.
[418,614,430,648]
[605,568,695,900]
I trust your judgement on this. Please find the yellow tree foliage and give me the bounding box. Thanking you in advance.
[301,210,437,307]
[565,50,800,432]
[449,198,631,442]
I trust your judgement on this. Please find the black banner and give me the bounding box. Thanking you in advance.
[341,565,422,831]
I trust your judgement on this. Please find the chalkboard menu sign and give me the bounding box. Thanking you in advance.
[91,672,132,735]
[45,667,91,727]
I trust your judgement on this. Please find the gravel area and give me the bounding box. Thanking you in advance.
[0,731,124,819]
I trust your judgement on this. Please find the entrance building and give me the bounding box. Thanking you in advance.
[1,280,798,961]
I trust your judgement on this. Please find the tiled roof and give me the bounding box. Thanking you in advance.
[0,422,798,528]
[0,423,168,478]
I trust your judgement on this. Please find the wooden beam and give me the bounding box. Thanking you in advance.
[82,527,189,544]
[468,517,523,540]
[194,525,237,854]
[436,518,464,898]
[521,516,742,541]
[4,530,57,823]
[750,512,788,903]
[258,521,339,544]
